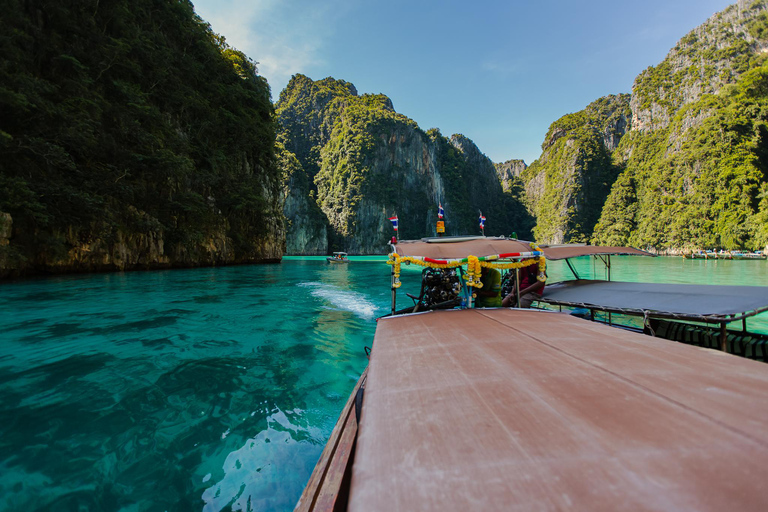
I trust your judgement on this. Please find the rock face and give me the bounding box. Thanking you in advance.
[279,144,328,255]
[593,0,768,251]
[0,213,10,246]
[276,75,533,253]
[520,95,631,244]
[631,0,768,133]
[0,0,284,278]
[495,160,527,193]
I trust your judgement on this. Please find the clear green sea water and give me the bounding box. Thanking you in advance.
[1,255,768,511]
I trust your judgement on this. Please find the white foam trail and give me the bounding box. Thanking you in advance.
[298,282,377,319]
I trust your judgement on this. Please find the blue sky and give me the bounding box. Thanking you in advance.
[192,0,734,165]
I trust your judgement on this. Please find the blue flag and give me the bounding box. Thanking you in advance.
[479,214,486,229]
[389,215,399,231]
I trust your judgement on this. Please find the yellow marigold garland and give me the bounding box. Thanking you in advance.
[387,248,547,288]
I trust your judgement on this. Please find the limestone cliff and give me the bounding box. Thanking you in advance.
[279,144,328,255]
[495,159,527,193]
[0,0,284,278]
[631,0,768,132]
[593,0,768,251]
[276,75,533,253]
[520,95,631,244]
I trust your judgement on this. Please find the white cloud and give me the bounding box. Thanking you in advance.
[192,0,349,95]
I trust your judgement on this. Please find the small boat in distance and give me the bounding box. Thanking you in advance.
[326,252,350,263]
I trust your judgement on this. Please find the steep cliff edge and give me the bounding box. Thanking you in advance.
[520,95,630,244]
[0,0,284,278]
[495,159,527,193]
[593,0,768,251]
[276,75,532,254]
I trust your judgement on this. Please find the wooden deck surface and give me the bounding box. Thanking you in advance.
[347,309,768,511]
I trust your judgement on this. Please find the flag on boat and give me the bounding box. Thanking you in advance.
[438,203,444,219]
[479,213,486,229]
[389,215,399,231]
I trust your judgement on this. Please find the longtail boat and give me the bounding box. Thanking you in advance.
[296,236,768,511]
[327,252,350,263]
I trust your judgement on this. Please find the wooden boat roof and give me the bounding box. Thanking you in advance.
[347,309,768,511]
[392,237,531,259]
[541,279,768,320]
[391,238,651,260]
[538,243,653,260]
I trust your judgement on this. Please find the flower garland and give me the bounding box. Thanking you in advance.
[386,246,547,289]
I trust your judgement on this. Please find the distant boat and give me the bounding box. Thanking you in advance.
[327,252,350,263]
[732,251,766,260]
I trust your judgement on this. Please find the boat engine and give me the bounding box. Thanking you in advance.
[420,268,461,308]
[501,270,516,298]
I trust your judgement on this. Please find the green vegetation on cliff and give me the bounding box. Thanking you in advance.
[593,2,768,251]
[315,93,418,243]
[634,1,768,122]
[521,95,630,244]
[0,0,282,274]
[594,62,768,250]
[277,74,532,253]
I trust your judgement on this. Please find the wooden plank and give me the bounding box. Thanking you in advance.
[294,368,367,512]
[312,406,359,511]
[348,309,768,512]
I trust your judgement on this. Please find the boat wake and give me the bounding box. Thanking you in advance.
[298,282,378,319]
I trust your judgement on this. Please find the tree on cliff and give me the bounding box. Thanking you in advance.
[593,2,768,251]
[0,0,283,275]
[276,74,533,254]
[520,94,630,244]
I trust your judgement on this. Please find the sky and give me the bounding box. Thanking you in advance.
[191,0,735,165]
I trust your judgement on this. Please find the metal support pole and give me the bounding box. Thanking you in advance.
[391,265,396,315]
[607,255,612,324]
[720,322,728,353]
[743,317,748,333]
[565,258,580,280]
[515,268,521,308]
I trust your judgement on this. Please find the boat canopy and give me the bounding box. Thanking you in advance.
[537,243,653,260]
[541,279,768,321]
[391,237,651,261]
[347,308,768,511]
[391,237,531,259]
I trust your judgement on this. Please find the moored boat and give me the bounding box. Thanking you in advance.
[296,237,768,511]
[326,252,350,263]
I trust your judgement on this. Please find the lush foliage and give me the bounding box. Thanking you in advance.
[594,62,768,250]
[430,131,533,238]
[633,1,768,119]
[0,0,280,268]
[521,95,629,243]
[276,75,532,253]
[593,1,768,251]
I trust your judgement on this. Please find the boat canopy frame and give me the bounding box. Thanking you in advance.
[386,238,652,316]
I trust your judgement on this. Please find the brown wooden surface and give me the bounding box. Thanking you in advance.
[393,238,530,259]
[392,239,650,260]
[347,309,768,511]
[294,368,367,512]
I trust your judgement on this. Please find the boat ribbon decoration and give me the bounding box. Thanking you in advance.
[387,243,546,289]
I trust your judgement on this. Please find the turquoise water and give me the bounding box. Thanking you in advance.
[1,255,768,511]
